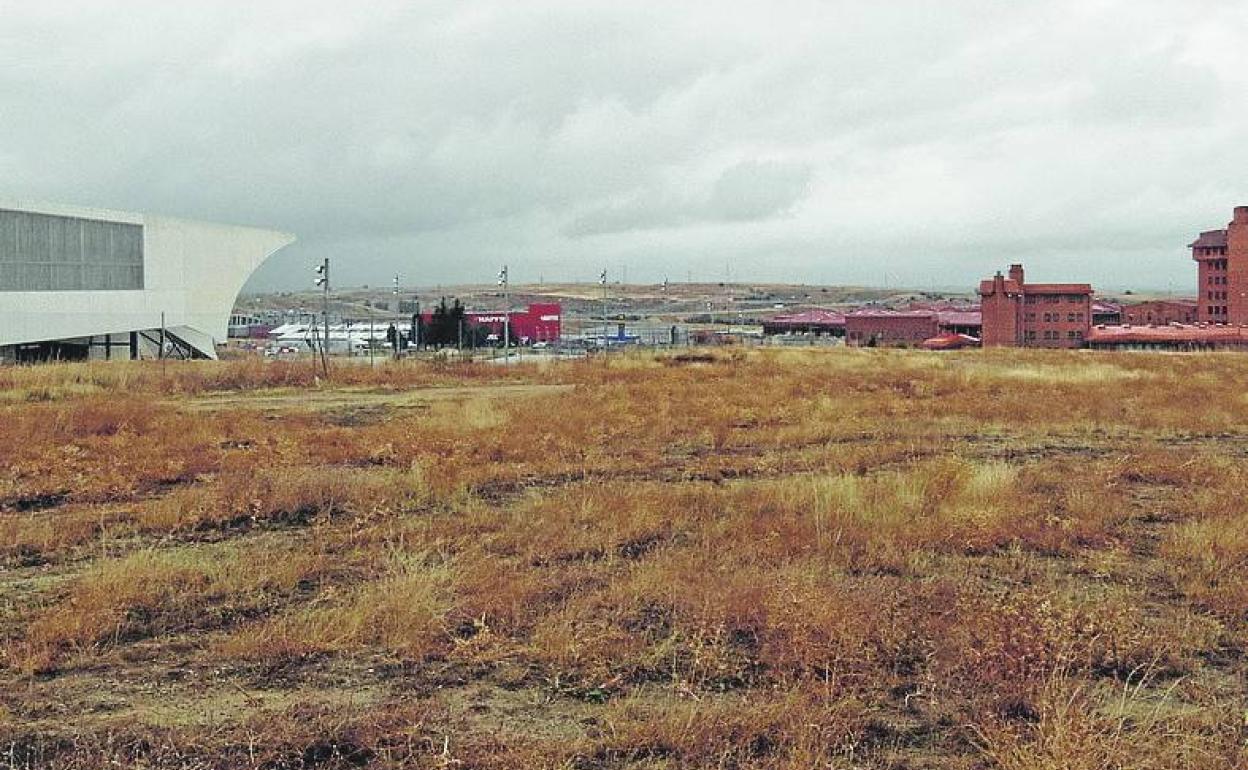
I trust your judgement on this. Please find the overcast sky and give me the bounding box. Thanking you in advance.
[2,1,1246,293]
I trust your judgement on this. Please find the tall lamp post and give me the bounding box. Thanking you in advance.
[498,265,510,363]
[313,258,330,377]
[392,273,401,360]
[600,268,608,350]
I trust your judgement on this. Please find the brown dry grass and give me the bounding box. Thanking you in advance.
[0,348,1246,769]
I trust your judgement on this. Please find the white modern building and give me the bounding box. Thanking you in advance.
[0,199,294,362]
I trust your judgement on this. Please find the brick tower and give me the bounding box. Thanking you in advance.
[1191,207,1248,325]
[978,263,1092,348]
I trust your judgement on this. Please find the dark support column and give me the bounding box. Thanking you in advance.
[130,332,139,360]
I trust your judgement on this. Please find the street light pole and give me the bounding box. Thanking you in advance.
[600,268,608,350]
[393,273,401,360]
[498,265,510,363]
[313,258,330,377]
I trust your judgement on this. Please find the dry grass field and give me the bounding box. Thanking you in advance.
[1,349,1246,769]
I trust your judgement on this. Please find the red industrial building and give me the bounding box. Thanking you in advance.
[418,303,562,343]
[845,310,938,346]
[979,264,1092,348]
[1092,300,1122,325]
[845,309,982,347]
[762,306,981,346]
[1120,299,1198,326]
[1191,206,1248,324]
[468,303,562,342]
[760,310,846,336]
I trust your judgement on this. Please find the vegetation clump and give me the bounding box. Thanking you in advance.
[0,349,1245,768]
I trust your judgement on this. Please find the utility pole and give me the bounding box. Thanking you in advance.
[160,311,166,376]
[498,265,510,363]
[368,300,375,367]
[600,268,608,350]
[314,258,330,377]
[393,273,401,360]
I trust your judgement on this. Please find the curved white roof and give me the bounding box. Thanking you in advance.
[0,199,294,358]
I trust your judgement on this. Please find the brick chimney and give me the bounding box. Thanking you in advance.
[1008,264,1025,286]
[1234,206,1248,225]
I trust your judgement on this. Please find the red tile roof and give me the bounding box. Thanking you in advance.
[845,309,937,319]
[1189,230,1228,249]
[921,333,980,350]
[1122,299,1197,310]
[981,278,1091,296]
[1023,283,1093,294]
[909,301,981,312]
[935,310,982,327]
[765,310,846,327]
[1088,324,1248,344]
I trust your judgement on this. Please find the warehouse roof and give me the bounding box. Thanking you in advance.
[765,310,846,326]
[846,309,937,319]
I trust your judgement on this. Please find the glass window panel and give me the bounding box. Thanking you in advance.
[51,263,83,291]
[0,209,143,291]
[0,213,17,263]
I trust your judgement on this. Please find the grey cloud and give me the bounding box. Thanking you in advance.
[566,159,811,237]
[710,160,811,221]
[0,0,1245,292]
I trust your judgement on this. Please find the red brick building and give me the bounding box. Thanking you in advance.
[979,264,1092,348]
[1120,299,1197,326]
[760,310,846,336]
[1191,207,1248,324]
[845,310,938,346]
[1092,300,1122,325]
[844,309,982,347]
[1087,324,1248,351]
